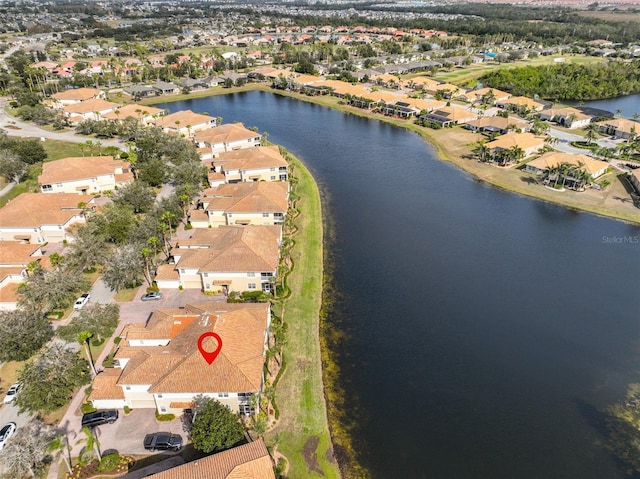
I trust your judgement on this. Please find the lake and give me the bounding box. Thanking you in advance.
[159,91,640,479]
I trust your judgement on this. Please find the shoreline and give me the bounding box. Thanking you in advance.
[146,84,640,226]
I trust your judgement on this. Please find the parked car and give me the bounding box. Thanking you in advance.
[3,383,21,404]
[74,293,90,310]
[81,410,119,428]
[143,432,183,451]
[141,292,163,301]
[0,423,16,450]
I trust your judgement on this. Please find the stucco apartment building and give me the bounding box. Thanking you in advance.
[38,156,133,194]
[154,110,218,137]
[89,302,270,416]
[0,193,93,243]
[190,182,289,228]
[194,122,262,160]
[209,146,289,183]
[0,242,47,311]
[155,226,281,294]
[485,132,546,160]
[62,98,119,123]
[50,87,105,107]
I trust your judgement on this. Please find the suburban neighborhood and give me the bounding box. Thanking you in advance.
[1,0,640,478]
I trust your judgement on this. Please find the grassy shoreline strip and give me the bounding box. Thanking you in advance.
[266,150,342,479]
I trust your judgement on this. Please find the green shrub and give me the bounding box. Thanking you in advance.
[155,411,176,422]
[81,402,97,414]
[124,405,131,414]
[185,223,193,230]
[98,452,120,472]
[114,337,122,344]
[178,285,184,291]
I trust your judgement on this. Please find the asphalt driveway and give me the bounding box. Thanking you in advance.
[59,407,189,456]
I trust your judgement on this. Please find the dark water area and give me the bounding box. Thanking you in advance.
[159,91,640,479]
[573,93,640,119]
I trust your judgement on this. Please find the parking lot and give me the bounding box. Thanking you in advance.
[62,408,189,456]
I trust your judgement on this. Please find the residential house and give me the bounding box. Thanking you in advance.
[190,182,289,228]
[212,146,289,183]
[425,82,460,99]
[122,85,156,99]
[465,116,530,134]
[50,87,105,107]
[62,98,120,123]
[526,152,609,178]
[370,73,400,89]
[146,439,275,479]
[0,193,94,243]
[101,104,164,125]
[485,132,546,163]
[537,107,591,129]
[89,302,270,416]
[422,106,478,127]
[382,98,445,118]
[194,123,262,160]
[152,81,180,95]
[460,87,511,105]
[155,110,218,137]
[0,242,47,311]
[496,96,545,114]
[598,118,640,140]
[38,156,133,194]
[155,226,281,293]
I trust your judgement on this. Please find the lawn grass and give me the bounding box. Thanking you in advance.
[114,287,138,302]
[43,139,86,160]
[265,151,342,479]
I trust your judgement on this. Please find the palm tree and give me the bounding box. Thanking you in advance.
[48,434,73,474]
[77,331,98,377]
[473,141,489,162]
[585,123,599,145]
[77,426,102,462]
[542,164,558,185]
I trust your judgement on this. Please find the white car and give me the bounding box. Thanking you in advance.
[0,423,16,450]
[3,383,20,404]
[73,293,90,310]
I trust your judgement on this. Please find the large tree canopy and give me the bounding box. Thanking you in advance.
[15,343,91,414]
[0,309,53,362]
[190,398,245,453]
[56,303,120,343]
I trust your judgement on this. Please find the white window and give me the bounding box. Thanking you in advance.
[262,213,269,217]
[270,167,276,171]
[125,386,131,390]
[247,272,255,277]
[270,176,276,180]
[248,283,256,289]
[159,406,166,413]
[42,184,52,191]
[218,392,229,398]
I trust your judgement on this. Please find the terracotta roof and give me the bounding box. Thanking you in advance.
[215,146,287,172]
[428,106,477,122]
[102,104,164,121]
[38,156,129,185]
[51,87,102,101]
[0,282,20,304]
[175,226,281,273]
[486,132,545,150]
[203,182,289,214]
[292,74,323,84]
[0,193,93,228]
[147,439,275,479]
[88,369,125,401]
[115,303,269,394]
[499,96,544,109]
[194,123,260,146]
[527,152,609,176]
[63,98,119,114]
[599,118,640,134]
[155,110,216,129]
[0,242,41,264]
[466,116,529,130]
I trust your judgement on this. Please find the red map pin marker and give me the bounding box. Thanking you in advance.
[197,332,222,365]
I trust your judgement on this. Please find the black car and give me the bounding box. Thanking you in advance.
[81,410,119,428]
[143,432,183,451]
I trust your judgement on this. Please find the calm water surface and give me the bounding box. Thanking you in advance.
[159,91,640,479]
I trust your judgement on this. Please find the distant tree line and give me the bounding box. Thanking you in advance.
[481,61,640,101]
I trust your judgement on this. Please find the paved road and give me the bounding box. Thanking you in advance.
[0,97,122,148]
